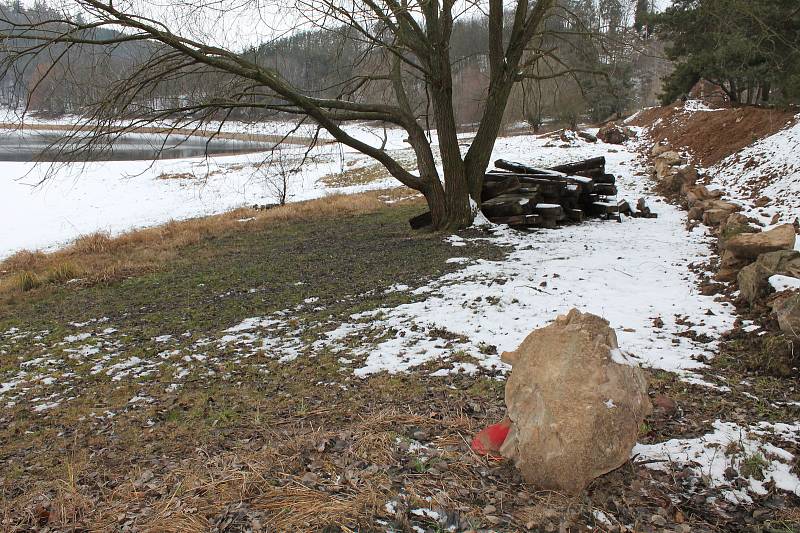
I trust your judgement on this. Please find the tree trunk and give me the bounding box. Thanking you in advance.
[405,121,453,230]
[422,178,448,229]
[430,67,472,229]
[464,72,516,205]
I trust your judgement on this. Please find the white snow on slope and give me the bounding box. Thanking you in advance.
[634,420,800,504]
[709,114,800,224]
[315,133,737,380]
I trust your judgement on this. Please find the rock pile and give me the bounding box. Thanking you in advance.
[499,309,651,494]
[649,142,800,341]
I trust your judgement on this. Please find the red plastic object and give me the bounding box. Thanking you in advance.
[471,418,511,456]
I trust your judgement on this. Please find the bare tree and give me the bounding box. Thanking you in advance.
[259,149,296,206]
[0,0,608,229]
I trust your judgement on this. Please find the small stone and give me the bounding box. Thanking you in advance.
[483,504,497,514]
[650,514,667,527]
[301,472,319,485]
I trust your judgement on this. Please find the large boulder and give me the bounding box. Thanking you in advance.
[685,186,725,208]
[719,212,753,237]
[661,165,699,196]
[655,150,683,166]
[774,293,800,339]
[703,209,732,227]
[651,144,671,157]
[598,124,633,144]
[716,249,750,282]
[499,309,651,494]
[724,224,796,260]
[700,201,741,227]
[737,251,800,304]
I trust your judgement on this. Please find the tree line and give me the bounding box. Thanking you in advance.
[1,0,666,126]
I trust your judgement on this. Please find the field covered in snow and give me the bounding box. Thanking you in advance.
[2,116,799,528]
[0,118,413,258]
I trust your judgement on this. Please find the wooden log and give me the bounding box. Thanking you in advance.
[595,173,616,184]
[594,183,618,196]
[632,197,658,218]
[548,156,606,175]
[538,217,559,229]
[482,201,525,218]
[566,174,595,193]
[482,177,521,201]
[532,203,564,218]
[591,201,620,215]
[489,214,543,226]
[409,211,432,229]
[494,159,557,176]
[486,174,566,195]
[490,166,594,193]
[562,184,581,199]
[484,193,537,205]
[567,208,585,223]
[581,168,605,178]
[617,199,631,215]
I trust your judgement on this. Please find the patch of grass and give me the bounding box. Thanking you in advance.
[0,198,534,532]
[320,158,415,188]
[758,334,797,377]
[45,262,80,283]
[740,452,768,481]
[716,331,798,378]
[16,271,41,292]
[0,191,393,305]
[411,457,429,473]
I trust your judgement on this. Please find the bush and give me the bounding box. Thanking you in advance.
[16,271,42,292]
[46,263,79,283]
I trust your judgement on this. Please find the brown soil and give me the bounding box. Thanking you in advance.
[629,104,797,167]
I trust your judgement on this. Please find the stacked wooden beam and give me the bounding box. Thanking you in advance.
[481,157,627,228]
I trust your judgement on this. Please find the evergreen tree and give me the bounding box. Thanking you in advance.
[654,0,800,105]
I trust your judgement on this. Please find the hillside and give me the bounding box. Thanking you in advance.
[629,102,797,168]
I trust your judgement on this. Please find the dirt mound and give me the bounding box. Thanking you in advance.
[629,103,797,167]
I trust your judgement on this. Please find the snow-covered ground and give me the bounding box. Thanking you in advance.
[634,420,800,503]
[313,132,737,385]
[709,113,800,224]
[0,133,401,258]
[2,121,738,384]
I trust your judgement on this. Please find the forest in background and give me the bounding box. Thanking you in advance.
[3,1,798,128]
[0,0,670,128]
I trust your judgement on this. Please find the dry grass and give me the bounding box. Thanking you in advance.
[0,192,392,301]
[5,408,571,532]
